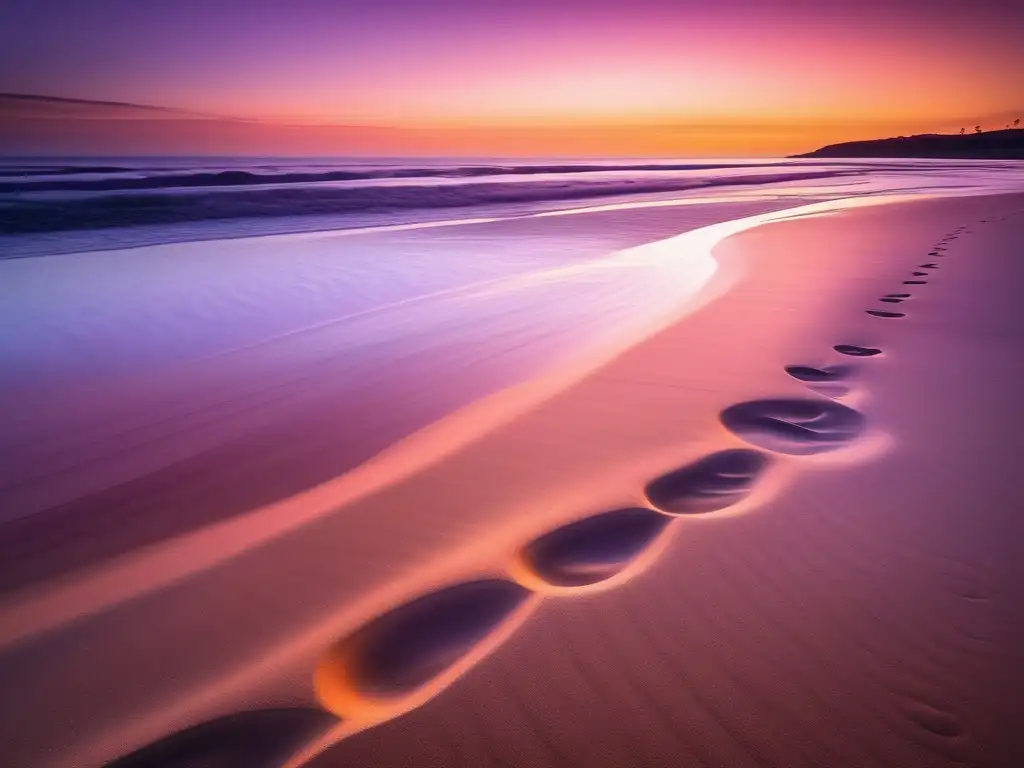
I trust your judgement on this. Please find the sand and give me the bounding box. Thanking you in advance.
[1,193,1022,768]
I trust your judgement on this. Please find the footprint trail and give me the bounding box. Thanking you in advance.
[106,211,995,767]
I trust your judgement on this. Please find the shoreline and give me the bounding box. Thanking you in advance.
[3,156,1024,260]
[0,193,932,643]
[2,191,1022,768]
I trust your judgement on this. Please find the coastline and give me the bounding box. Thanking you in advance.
[3,191,1022,767]
[0,194,932,640]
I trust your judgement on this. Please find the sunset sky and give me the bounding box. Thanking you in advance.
[1,0,1021,155]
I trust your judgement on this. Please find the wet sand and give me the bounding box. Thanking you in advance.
[298,193,1024,768]
[2,193,1022,768]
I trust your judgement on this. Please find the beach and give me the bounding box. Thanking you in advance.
[303,193,1024,768]
[0,179,1022,768]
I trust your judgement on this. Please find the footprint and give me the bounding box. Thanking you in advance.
[885,293,911,298]
[518,507,669,587]
[879,298,904,304]
[645,449,770,514]
[316,580,530,709]
[785,364,854,397]
[902,700,964,738]
[919,263,938,268]
[866,310,905,318]
[785,364,853,383]
[105,709,338,768]
[720,398,866,455]
[834,344,881,357]
[911,271,928,277]
[903,280,926,285]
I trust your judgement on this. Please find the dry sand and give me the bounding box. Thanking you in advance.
[1,193,1022,768]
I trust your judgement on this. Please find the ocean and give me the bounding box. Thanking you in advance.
[4,155,1024,255]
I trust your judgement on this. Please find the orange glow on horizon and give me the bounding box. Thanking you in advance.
[4,107,1018,158]
[2,0,1021,156]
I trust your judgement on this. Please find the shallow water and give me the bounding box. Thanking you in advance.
[3,155,1024,253]
[1,158,1023,580]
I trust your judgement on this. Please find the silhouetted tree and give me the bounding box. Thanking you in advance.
[975,125,982,134]
[960,127,965,135]
[1015,118,1021,128]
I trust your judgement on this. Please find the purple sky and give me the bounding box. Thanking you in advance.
[1,0,1021,154]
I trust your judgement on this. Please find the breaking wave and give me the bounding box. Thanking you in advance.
[0,169,852,234]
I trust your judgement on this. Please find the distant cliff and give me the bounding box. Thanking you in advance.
[794,129,1024,159]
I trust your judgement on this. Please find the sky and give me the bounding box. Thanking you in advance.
[1,0,1022,155]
